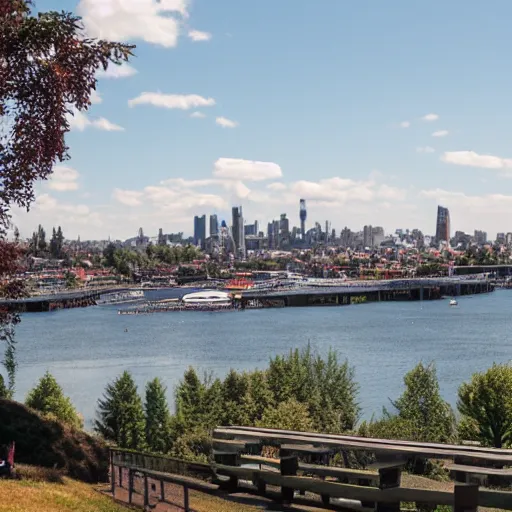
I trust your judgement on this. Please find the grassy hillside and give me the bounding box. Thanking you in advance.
[0,399,108,482]
[0,470,129,512]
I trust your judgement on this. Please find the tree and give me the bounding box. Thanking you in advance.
[458,364,512,448]
[0,0,133,392]
[388,363,456,443]
[95,371,146,450]
[25,371,82,428]
[37,225,47,254]
[257,399,314,431]
[145,378,171,453]
[50,227,58,258]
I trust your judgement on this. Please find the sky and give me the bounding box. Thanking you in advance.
[12,0,512,240]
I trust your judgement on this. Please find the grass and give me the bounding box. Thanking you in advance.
[0,476,129,512]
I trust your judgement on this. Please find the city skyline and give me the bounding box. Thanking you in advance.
[10,0,512,239]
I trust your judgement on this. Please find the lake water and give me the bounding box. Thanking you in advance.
[12,289,512,428]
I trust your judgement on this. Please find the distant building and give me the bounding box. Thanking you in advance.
[496,232,506,245]
[193,215,206,250]
[507,233,512,246]
[474,230,487,246]
[232,206,245,259]
[435,206,450,244]
[363,225,373,248]
[209,214,219,238]
[299,199,307,240]
[244,221,259,237]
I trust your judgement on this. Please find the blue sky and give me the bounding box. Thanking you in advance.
[14,0,512,240]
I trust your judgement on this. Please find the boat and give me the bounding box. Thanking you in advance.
[449,299,458,306]
[181,290,232,306]
[97,290,144,306]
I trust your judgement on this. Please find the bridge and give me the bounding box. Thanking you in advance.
[239,277,494,308]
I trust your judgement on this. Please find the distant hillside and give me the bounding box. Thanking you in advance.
[0,399,108,482]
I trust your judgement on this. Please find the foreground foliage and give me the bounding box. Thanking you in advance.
[359,363,456,444]
[458,364,512,448]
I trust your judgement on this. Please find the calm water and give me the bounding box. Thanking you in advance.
[13,289,512,428]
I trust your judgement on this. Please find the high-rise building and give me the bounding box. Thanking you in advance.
[209,214,219,238]
[193,215,206,249]
[435,206,450,244]
[232,206,245,258]
[496,232,506,245]
[299,199,307,240]
[363,225,373,248]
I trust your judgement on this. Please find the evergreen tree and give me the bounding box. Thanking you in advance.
[145,378,171,453]
[95,371,146,450]
[258,398,314,431]
[56,226,64,257]
[174,368,207,430]
[49,227,58,258]
[37,225,47,253]
[26,371,82,428]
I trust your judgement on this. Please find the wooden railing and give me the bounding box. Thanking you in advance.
[110,428,512,512]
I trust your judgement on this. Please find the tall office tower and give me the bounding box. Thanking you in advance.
[363,225,373,248]
[435,206,450,244]
[193,215,206,249]
[232,206,245,258]
[209,214,219,238]
[299,199,307,239]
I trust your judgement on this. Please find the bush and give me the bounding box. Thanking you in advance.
[458,364,512,447]
[257,398,314,431]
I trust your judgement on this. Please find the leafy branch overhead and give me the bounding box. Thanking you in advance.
[0,0,134,233]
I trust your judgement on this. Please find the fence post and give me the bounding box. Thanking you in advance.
[160,479,165,502]
[118,465,123,488]
[454,483,478,512]
[110,451,115,495]
[128,469,134,504]
[144,474,149,510]
[376,464,402,512]
[184,484,190,512]
[280,455,298,504]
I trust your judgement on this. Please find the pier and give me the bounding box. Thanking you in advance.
[239,277,494,308]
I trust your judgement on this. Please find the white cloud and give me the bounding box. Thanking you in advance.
[399,121,410,128]
[432,130,448,137]
[128,92,215,110]
[91,117,125,131]
[416,146,435,153]
[77,0,188,48]
[213,158,282,181]
[422,113,439,121]
[112,189,143,206]
[188,29,212,42]
[161,177,251,199]
[441,150,512,169]
[66,108,124,132]
[267,182,287,191]
[47,166,80,192]
[90,89,102,104]
[216,116,238,128]
[96,63,138,79]
[190,111,206,118]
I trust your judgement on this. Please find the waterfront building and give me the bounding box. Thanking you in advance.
[193,215,206,250]
[435,205,450,245]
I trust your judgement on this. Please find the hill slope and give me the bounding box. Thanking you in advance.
[0,399,108,482]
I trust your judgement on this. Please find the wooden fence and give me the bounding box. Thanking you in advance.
[110,427,512,512]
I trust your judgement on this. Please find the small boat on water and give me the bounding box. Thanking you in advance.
[449,299,458,306]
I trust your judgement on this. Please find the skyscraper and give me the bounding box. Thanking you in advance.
[299,199,307,240]
[231,206,245,258]
[435,206,450,244]
[194,215,206,249]
[209,214,219,238]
